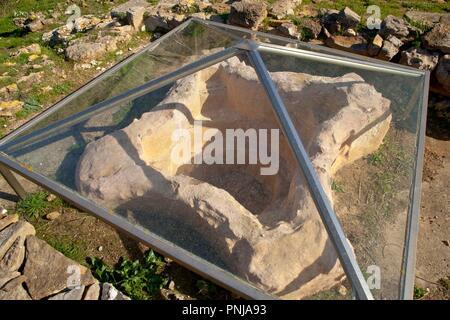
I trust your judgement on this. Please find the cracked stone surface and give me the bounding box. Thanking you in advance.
[76,57,391,299]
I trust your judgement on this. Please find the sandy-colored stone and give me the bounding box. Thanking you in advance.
[23,236,95,300]
[0,214,18,232]
[77,57,391,299]
[0,271,20,288]
[0,275,31,300]
[0,220,35,260]
[0,100,24,111]
[0,236,26,272]
[83,282,100,300]
[48,285,85,300]
[45,211,60,221]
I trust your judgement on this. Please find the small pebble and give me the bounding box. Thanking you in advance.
[98,246,103,252]
[46,194,57,202]
[337,285,347,296]
[168,280,175,290]
[0,207,7,215]
[45,211,60,221]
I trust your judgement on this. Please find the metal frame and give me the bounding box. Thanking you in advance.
[246,45,373,300]
[399,72,430,299]
[0,18,429,300]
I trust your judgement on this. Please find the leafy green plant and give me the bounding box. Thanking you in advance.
[16,191,50,219]
[413,286,427,299]
[88,250,169,300]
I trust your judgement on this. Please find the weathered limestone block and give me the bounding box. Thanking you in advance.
[77,58,391,299]
[23,236,95,300]
[0,214,19,232]
[0,220,35,259]
[0,236,26,272]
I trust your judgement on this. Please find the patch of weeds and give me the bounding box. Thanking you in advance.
[46,236,87,265]
[88,250,169,300]
[53,82,72,95]
[413,286,427,299]
[15,99,42,119]
[331,180,345,193]
[16,191,50,219]
[368,150,384,166]
[147,0,160,5]
[196,279,218,298]
[172,3,200,15]
[16,190,67,219]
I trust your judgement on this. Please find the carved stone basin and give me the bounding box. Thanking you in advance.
[76,57,391,298]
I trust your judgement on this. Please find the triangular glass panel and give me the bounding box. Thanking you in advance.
[257,47,427,299]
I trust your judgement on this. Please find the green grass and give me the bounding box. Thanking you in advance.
[16,190,67,219]
[88,250,169,300]
[331,180,345,193]
[16,191,51,219]
[15,98,42,119]
[46,236,87,265]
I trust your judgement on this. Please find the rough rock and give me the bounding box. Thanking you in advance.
[42,25,73,47]
[435,54,450,92]
[0,236,26,272]
[127,6,146,30]
[321,9,340,34]
[0,214,19,232]
[73,15,101,32]
[337,7,360,29]
[77,57,392,299]
[101,283,131,300]
[13,43,41,56]
[25,19,44,32]
[367,34,383,56]
[0,271,20,288]
[83,282,101,300]
[23,235,95,300]
[269,0,302,20]
[45,211,61,221]
[17,71,44,85]
[300,18,322,39]
[380,15,412,40]
[48,285,85,300]
[0,220,35,259]
[400,48,439,71]
[65,32,127,63]
[65,42,106,62]
[228,0,268,30]
[423,23,450,54]
[377,35,403,61]
[325,35,369,56]
[405,11,450,28]
[0,275,31,300]
[277,22,300,39]
[111,0,151,23]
